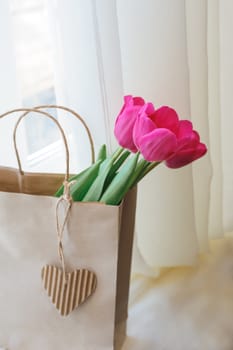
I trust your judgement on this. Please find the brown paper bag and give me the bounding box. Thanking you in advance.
[0,106,136,350]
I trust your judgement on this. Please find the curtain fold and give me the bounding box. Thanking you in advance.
[47,0,124,172]
[207,0,223,238]
[185,0,212,252]
[117,0,199,268]
[219,0,233,234]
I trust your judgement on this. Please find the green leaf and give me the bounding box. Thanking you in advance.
[82,147,124,202]
[96,144,107,162]
[71,160,102,201]
[82,159,114,202]
[54,145,108,198]
[104,150,131,191]
[128,158,149,188]
[54,167,90,197]
[100,153,139,205]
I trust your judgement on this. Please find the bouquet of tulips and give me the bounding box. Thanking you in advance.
[55,95,207,205]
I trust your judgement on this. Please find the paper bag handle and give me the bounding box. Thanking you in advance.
[16,104,95,163]
[0,106,95,180]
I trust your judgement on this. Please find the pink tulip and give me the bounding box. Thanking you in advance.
[114,95,145,152]
[133,103,207,166]
[114,95,207,168]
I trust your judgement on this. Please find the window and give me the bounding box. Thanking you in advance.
[10,0,62,172]
[1,0,111,173]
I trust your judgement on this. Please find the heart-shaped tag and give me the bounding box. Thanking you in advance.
[41,265,97,316]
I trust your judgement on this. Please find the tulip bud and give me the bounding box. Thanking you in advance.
[114,95,145,152]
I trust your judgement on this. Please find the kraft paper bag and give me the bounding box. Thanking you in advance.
[0,106,137,350]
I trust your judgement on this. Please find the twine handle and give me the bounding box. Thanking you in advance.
[0,105,95,177]
[32,105,95,164]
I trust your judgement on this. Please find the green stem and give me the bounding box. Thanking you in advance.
[137,161,161,183]
[129,158,148,188]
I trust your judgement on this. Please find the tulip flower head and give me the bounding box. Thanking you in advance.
[114,95,207,168]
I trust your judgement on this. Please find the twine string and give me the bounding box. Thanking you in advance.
[0,105,95,176]
[56,180,76,284]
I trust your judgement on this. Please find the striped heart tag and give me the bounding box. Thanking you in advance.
[41,265,97,316]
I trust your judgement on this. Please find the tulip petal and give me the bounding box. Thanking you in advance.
[133,96,146,105]
[191,130,200,145]
[138,128,177,162]
[114,95,146,152]
[117,95,145,115]
[118,95,131,115]
[176,121,203,152]
[114,112,138,152]
[150,106,179,133]
[142,102,155,115]
[177,120,193,138]
[133,110,156,148]
[165,142,207,168]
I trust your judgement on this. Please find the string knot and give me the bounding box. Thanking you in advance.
[62,180,76,202]
[56,179,76,284]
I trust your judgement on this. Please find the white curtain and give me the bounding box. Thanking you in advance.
[47,0,231,275]
[1,0,230,275]
[0,0,24,167]
[0,0,29,169]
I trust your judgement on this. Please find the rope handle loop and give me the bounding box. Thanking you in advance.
[0,105,95,180]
